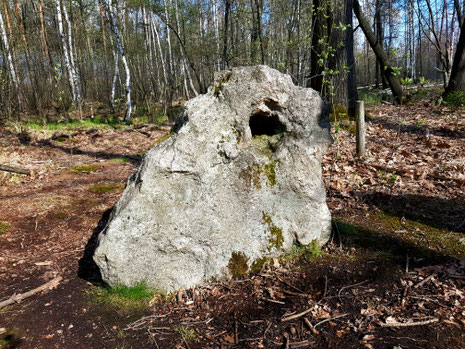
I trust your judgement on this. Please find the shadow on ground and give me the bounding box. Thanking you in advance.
[362,191,465,233]
[369,117,465,139]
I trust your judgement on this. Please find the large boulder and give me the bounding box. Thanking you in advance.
[93,65,333,292]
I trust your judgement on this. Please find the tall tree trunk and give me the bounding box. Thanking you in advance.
[0,9,20,101]
[105,0,131,121]
[56,0,78,106]
[14,0,38,109]
[353,0,403,103]
[444,19,465,96]
[309,0,328,93]
[38,0,51,68]
[455,0,463,27]
[222,0,230,68]
[62,0,82,113]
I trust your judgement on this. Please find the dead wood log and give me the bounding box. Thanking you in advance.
[0,276,62,309]
[0,164,32,175]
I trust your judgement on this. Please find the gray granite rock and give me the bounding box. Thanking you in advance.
[93,65,333,292]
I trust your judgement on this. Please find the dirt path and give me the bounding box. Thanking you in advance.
[1,103,464,348]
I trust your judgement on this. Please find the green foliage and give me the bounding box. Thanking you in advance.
[174,327,196,342]
[444,91,465,107]
[0,221,10,235]
[70,164,98,173]
[401,77,413,85]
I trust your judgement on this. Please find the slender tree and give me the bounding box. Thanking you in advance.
[105,0,131,121]
[353,0,403,103]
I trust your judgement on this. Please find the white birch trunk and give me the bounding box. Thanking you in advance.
[164,0,174,75]
[0,10,18,92]
[151,15,168,86]
[62,0,81,105]
[213,0,221,71]
[109,35,119,110]
[106,0,131,121]
[56,0,78,104]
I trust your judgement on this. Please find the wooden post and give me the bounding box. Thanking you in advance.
[356,100,366,157]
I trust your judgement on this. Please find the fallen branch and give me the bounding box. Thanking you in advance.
[380,318,439,327]
[0,276,62,309]
[0,164,32,175]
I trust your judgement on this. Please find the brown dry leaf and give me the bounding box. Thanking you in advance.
[223,334,235,344]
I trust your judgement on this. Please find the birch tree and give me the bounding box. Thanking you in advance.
[0,8,19,99]
[105,0,132,121]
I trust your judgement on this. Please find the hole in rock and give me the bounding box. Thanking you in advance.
[249,112,286,137]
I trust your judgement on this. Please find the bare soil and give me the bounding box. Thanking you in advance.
[0,102,464,348]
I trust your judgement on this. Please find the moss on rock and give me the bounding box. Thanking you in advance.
[227,251,249,277]
[262,212,284,251]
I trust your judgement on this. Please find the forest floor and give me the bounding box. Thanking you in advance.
[0,101,464,349]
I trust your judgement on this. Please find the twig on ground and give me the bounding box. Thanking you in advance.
[303,317,319,335]
[281,307,314,322]
[380,318,439,327]
[124,314,168,330]
[275,275,306,294]
[337,280,368,301]
[314,314,348,328]
[0,276,62,309]
[413,274,435,288]
[263,297,286,305]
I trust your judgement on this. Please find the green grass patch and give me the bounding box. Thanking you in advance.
[90,282,155,310]
[88,182,124,193]
[0,221,10,235]
[70,164,98,173]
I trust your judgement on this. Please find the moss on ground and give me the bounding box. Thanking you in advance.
[0,221,10,235]
[88,182,125,193]
[70,164,98,173]
[333,212,465,265]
